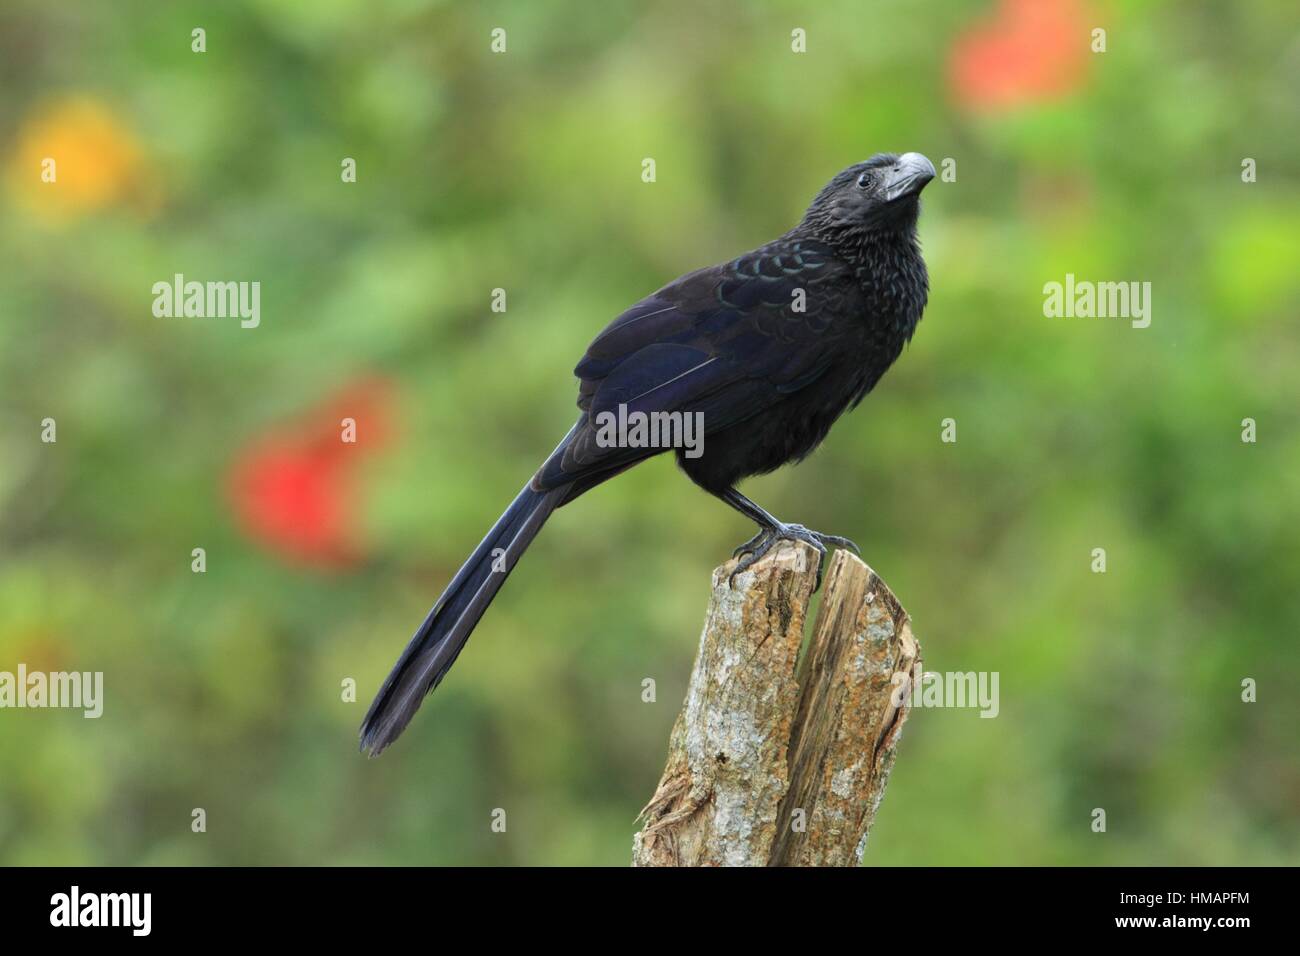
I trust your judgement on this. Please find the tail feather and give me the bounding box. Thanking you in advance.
[359,478,568,755]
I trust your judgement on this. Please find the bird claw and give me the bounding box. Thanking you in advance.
[727,523,861,592]
[731,530,767,559]
[809,531,861,556]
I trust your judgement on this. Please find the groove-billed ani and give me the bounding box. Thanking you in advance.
[361,152,934,755]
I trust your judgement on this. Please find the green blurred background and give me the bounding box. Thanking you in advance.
[1,0,1297,865]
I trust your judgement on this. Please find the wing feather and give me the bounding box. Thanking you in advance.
[535,238,861,489]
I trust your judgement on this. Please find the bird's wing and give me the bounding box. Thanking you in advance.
[534,237,862,488]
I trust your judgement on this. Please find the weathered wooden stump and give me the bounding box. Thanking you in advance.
[633,540,920,866]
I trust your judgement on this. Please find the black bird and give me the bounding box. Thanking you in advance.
[361,152,935,755]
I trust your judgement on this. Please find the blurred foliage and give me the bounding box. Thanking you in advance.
[1,0,1298,865]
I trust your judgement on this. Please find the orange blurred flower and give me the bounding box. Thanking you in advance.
[227,379,397,570]
[6,97,155,220]
[949,0,1091,113]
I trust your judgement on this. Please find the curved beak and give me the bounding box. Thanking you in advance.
[882,152,936,202]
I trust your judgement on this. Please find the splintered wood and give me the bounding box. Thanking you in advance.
[633,541,920,867]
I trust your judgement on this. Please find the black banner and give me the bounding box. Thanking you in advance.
[0,866,1281,941]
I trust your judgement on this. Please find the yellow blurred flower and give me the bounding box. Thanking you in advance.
[7,97,156,221]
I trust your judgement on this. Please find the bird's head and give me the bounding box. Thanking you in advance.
[802,152,935,241]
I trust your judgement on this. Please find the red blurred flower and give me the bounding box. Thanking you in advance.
[227,378,395,569]
[949,0,1091,113]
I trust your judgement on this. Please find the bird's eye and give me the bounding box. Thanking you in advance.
[856,172,874,189]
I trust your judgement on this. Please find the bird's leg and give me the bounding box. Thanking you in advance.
[717,487,861,590]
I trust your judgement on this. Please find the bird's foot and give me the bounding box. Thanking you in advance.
[728,523,861,591]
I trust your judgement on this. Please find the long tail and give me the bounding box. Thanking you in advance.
[360,476,569,756]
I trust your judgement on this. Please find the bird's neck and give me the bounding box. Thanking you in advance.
[806,225,929,341]
[802,222,916,268]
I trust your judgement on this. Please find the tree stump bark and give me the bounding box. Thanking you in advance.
[632,540,920,866]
